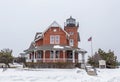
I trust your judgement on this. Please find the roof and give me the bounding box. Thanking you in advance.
[24,44,87,54]
[34,32,42,41]
[49,21,61,27]
[24,42,35,52]
[25,45,78,51]
[66,16,76,21]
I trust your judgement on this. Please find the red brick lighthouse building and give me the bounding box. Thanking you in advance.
[24,16,87,68]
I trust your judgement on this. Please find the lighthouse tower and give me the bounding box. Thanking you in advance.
[64,16,80,47]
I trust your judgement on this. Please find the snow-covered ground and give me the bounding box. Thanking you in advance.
[0,68,120,82]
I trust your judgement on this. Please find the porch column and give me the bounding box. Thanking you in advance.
[34,50,37,63]
[27,53,31,62]
[53,50,56,62]
[43,50,46,62]
[72,50,75,63]
[81,53,85,69]
[81,53,85,64]
[63,50,66,62]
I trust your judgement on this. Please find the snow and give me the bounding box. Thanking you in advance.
[50,21,61,27]
[9,63,23,68]
[54,45,64,49]
[0,68,120,82]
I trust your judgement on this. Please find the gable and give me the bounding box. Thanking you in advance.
[43,21,69,37]
[44,27,67,36]
[35,21,69,42]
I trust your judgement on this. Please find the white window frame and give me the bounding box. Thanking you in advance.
[55,35,60,44]
[69,39,74,46]
[50,35,60,44]
[50,35,55,44]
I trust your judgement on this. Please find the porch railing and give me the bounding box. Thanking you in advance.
[27,58,79,63]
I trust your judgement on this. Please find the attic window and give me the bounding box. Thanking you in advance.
[53,29,57,32]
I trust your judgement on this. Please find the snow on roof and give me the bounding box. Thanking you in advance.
[49,21,61,27]
[53,45,64,49]
[34,32,43,41]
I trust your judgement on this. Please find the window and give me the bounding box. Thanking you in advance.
[37,51,42,58]
[50,35,54,44]
[55,35,60,44]
[69,32,74,35]
[50,35,60,44]
[50,51,54,59]
[53,29,57,32]
[55,51,60,58]
[67,52,72,58]
[50,51,60,59]
[69,39,74,46]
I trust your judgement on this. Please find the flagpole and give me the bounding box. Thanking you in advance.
[88,36,93,56]
[88,36,94,67]
[91,38,93,56]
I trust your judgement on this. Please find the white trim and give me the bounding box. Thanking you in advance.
[72,50,75,63]
[50,35,55,44]
[50,35,60,44]
[63,50,66,62]
[43,50,46,62]
[55,35,60,44]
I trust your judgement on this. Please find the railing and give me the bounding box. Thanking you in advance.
[37,58,73,62]
[27,58,79,63]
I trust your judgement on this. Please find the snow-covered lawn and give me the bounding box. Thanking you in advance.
[0,68,120,82]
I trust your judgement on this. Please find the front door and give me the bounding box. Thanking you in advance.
[67,51,72,62]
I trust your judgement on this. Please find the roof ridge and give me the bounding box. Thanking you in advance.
[49,21,61,27]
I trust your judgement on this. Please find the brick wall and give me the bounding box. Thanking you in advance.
[64,27,78,47]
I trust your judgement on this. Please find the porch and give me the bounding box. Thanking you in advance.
[26,50,78,63]
[25,45,87,68]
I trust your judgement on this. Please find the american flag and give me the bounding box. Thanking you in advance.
[88,37,92,41]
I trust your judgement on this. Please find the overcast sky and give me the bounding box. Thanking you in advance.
[0,0,120,61]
